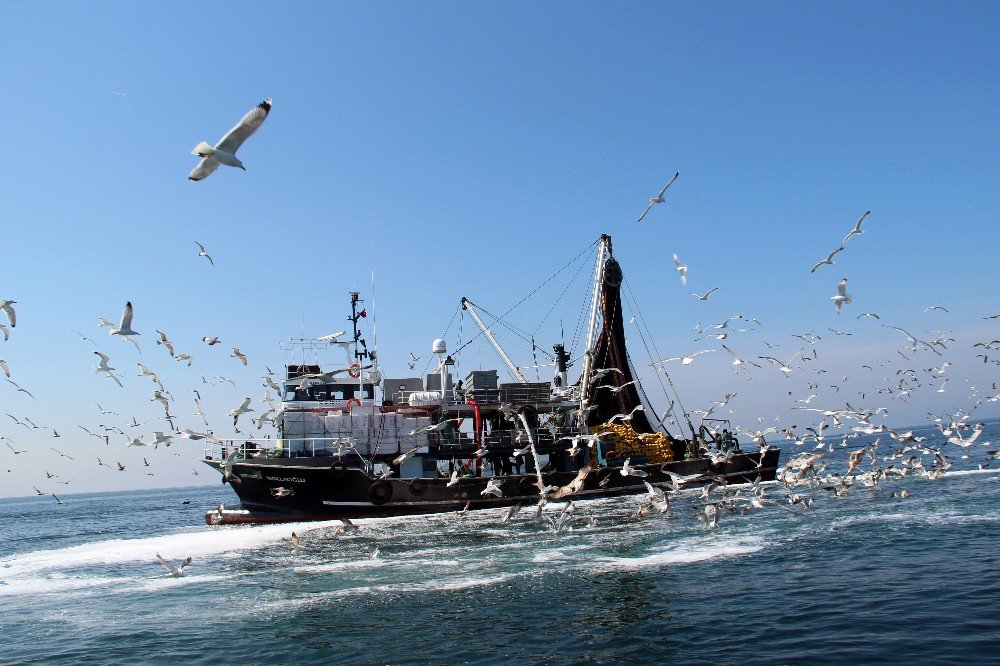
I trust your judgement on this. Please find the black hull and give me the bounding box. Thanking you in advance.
[204,449,781,524]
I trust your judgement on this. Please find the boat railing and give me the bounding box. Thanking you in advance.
[203,437,373,469]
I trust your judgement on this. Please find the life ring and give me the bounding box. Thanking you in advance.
[409,478,428,495]
[345,397,362,412]
[348,363,362,378]
[330,460,348,475]
[367,480,393,505]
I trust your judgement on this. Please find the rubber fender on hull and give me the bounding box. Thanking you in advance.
[367,480,393,505]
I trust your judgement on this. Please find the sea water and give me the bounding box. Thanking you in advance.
[1,424,998,665]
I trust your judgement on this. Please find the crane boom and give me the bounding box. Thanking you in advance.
[460,298,528,383]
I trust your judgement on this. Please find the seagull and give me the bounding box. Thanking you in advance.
[229,397,254,426]
[841,210,872,245]
[175,353,194,366]
[636,171,679,223]
[672,254,688,285]
[151,390,171,412]
[620,458,648,478]
[195,241,214,266]
[231,348,248,366]
[109,301,139,345]
[654,349,715,366]
[830,278,852,314]
[0,360,8,378]
[923,305,949,313]
[152,432,174,447]
[695,502,720,529]
[608,405,644,424]
[810,246,844,273]
[93,352,124,387]
[189,98,272,181]
[722,344,760,369]
[691,287,718,301]
[446,469,460,487]
[600,379,639,395]
[857,312,880,320]
[883,325,943,356]
[156,552,192,577]
[481,477,504,498]
[281,531,304,550]
[0,323,8,341]
[155,330,175,357]
[0,300,15,327]
[202,336,221,345]
[758,349,805,376]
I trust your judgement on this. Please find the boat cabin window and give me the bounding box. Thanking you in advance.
[285,384,375,401]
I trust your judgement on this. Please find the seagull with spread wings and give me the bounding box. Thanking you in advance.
[842,210,872,245]
[110,301,139,342]
[830,278,852,314]
[189,98,272,181]
[195,241,214,265]
[635,172,680,223]
[810,246,844,273]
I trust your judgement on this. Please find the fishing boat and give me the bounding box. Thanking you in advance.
[202,235,780,524]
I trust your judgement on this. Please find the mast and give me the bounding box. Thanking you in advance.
[461,298,528,383]
[578,234,612,414]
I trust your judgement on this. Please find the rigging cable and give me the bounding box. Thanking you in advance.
[451,238,600,358]
[621,276,697,440]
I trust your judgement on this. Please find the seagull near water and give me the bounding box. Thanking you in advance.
[189,98,272,181]
[156,553,192,577]
[636,172,679,223]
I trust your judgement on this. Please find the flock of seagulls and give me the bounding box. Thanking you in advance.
[2,291,288,496]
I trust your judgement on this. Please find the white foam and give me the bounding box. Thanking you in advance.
[590,536,765,571]
[0,520,343,578]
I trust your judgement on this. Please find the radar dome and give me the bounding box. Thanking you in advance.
[432,339,447,355]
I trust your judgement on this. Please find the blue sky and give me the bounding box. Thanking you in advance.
[1,2,998,496]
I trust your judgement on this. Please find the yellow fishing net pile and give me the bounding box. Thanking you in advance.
[590,423,675,464]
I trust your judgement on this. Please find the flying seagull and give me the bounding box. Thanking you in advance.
[110,301,139,338]
[830,278,852,314]
[841,210,872,245]
[189,98,272,181]
[636,172,679,223]
[810,246,844,273]
[691,287,718,301]
[195,241,214,266]
[673,254,688,285]
[0,300,15,327]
